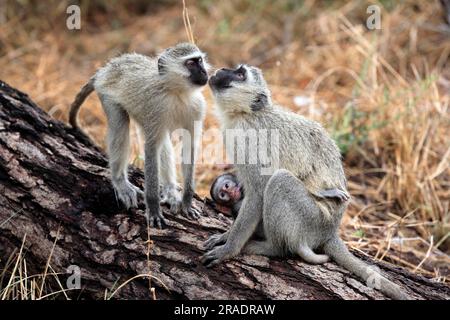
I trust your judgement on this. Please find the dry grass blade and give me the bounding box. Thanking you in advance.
[38,226,61,298]
[414,236,434,272]
[106,274,169,300]
[183,0,195,44]
[1,234,27,300]
[0,230,72,300]
[146,225,155,300]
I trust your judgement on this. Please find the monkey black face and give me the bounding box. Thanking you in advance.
[209,65,247,91]
[157,43,209,87]
[185,56,208,86]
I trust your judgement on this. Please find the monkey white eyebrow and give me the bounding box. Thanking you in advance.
[183,53,204,60]
[244,66,253,82]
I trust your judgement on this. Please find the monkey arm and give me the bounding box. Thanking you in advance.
[201,192,263,267]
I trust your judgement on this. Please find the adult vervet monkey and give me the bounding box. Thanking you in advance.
[69,43,209,228]
[202,64,409,300]
[206,172,349,250]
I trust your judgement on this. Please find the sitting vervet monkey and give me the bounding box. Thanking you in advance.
[69,43,209,228]
[207,172,349,249]
[202,65,408,300]
[209,172,349,219]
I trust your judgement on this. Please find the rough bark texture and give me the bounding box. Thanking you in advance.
[0,80,448,300]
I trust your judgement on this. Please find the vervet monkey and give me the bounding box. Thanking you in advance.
[202,65,408,300]
[69,43,209,228]
[210,172,349,218]
[206,172,349,250]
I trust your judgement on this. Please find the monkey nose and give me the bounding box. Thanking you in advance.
[231,189,241,199]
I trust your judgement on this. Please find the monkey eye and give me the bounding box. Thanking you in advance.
[185,59,196,67]
[219,192,226,199]
[224,183,229,189]
[198,57,203,63]
[236,72,245,80]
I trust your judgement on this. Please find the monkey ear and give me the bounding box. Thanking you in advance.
[157,57,166,75]
[157,47,172,75]
[250,93,268,111]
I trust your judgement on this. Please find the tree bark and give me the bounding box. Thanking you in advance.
[0,80,448,300]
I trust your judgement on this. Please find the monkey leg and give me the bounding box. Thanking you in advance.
[101,95,143,209]
[297,245,329,264]
[159,133,182,214]
[144,139,166,229]
[180,124,201,219]
[243,240,278,257]
[263,169,334,262]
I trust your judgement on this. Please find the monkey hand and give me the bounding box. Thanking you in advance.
[204,232,228,251]
[201,244,237,268]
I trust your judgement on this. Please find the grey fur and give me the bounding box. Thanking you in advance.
[69,43,209,228]
[250,93,268,111]
[206,173,348,251]
[202,65,408,300]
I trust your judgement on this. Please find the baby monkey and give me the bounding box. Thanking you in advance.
[209,173,349,219]
[209,173,243,219]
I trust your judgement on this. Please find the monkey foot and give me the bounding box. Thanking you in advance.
[160,186,183,214]
[181,205,202,220]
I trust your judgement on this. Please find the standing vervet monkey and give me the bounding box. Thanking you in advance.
[69,43,209,228]
[202,65,408,300]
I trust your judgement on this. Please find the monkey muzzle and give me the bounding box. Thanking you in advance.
[209,67,244,90]
[209,75,231,91]
[226,184,243,202]
[189,68,208,86]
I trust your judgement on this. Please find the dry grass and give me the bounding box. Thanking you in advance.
[1,0,449,283]
[0,233,165,300]
[0,234,73,300]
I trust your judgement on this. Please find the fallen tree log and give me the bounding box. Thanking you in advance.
[0,80,448,300]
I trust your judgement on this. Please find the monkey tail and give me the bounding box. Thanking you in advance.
[69,78,95,128]
[323,236,410,300]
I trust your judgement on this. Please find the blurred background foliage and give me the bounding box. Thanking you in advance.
[0,0,449,281]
